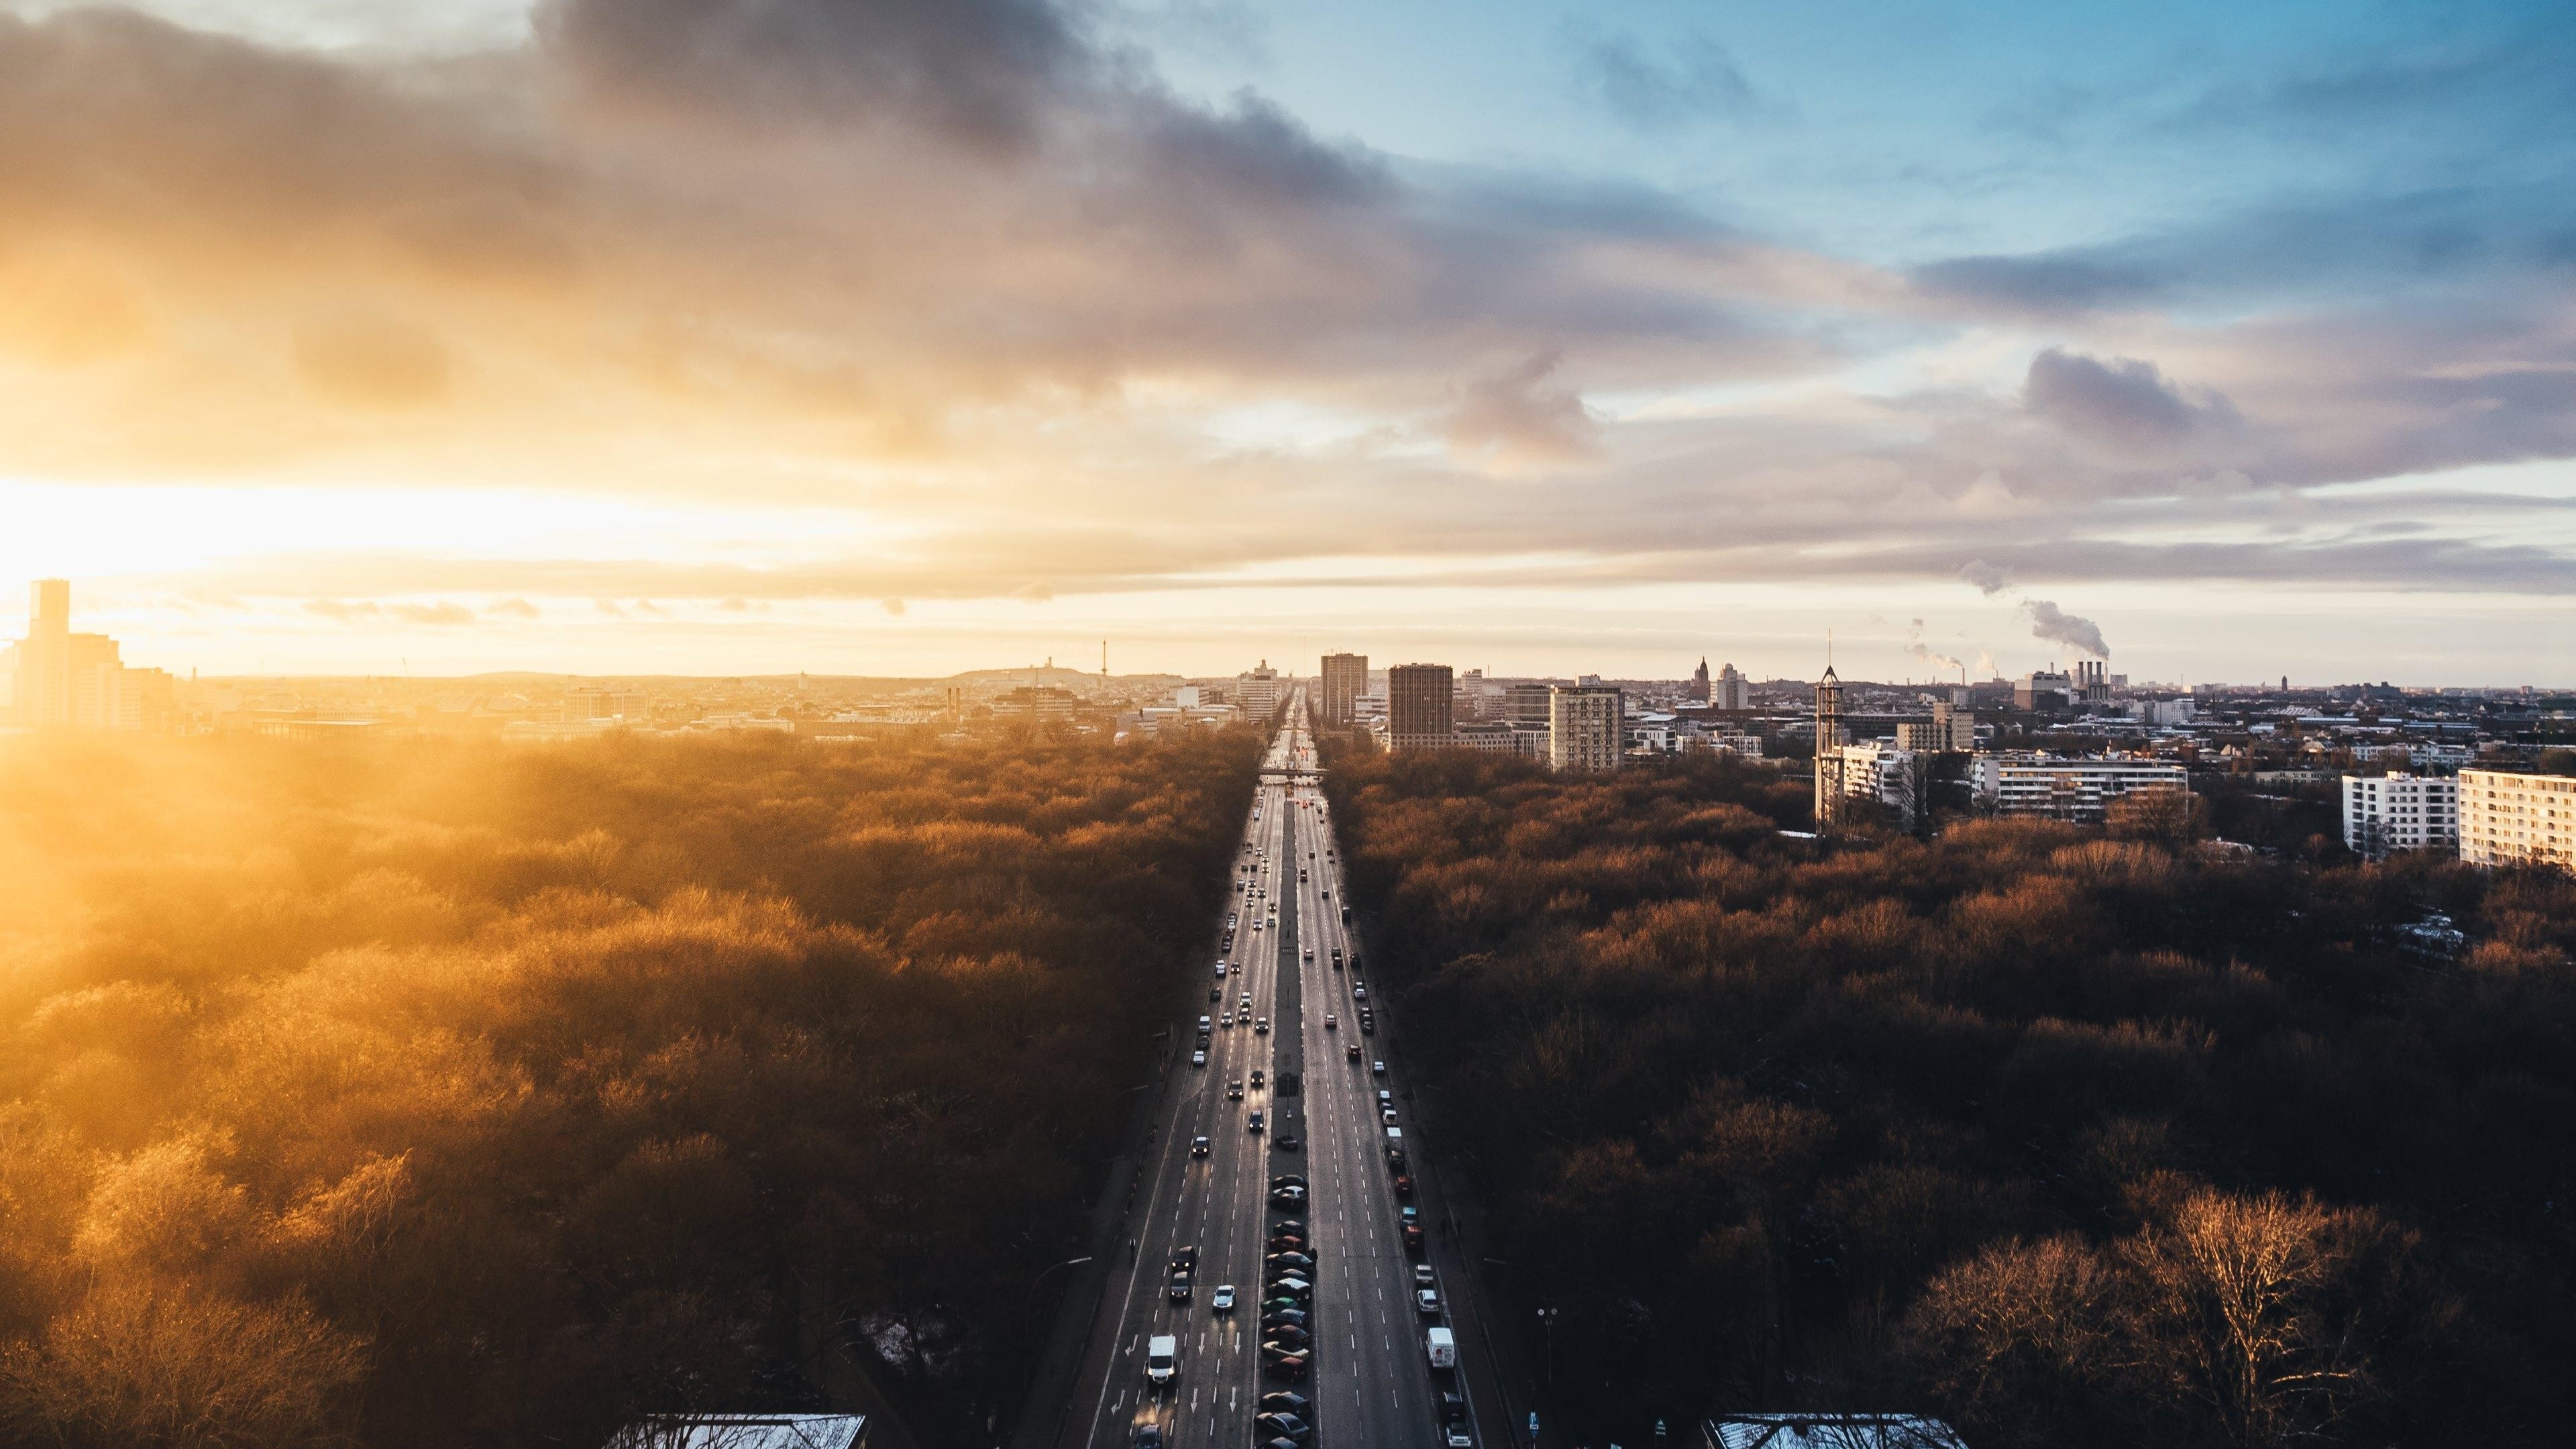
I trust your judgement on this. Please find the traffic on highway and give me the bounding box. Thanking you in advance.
[1059,691,1487,1449]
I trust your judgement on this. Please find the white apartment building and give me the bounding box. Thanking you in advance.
[1236,661,1283,721]
[1972,755,2190,822]
[1548,684,1624,771]
[1454,720,1523,753]
[2459,769,2576,872]
[2340,772,2459,858]
[1836,741,1922,828]
[1711,662,1751,711]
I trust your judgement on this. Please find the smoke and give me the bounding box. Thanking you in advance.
[1904,618,1964,676]
[1975,649,1999,678]
[2022,598,2109,658]
[1958,559,2013,596]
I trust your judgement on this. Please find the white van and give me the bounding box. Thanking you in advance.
[1425,1326,1456,1369]
[1146,1334,1178,1387]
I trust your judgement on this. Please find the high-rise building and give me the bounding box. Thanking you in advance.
[2341,773,2459,859]
[2459,769,2576,873]
[1712,663,1750,711]
[9,580,169,732]
[1321,653,1367,728]
[1386,664,1454,753]
[1688,657,1711,703]
[1548,684,1623,771]
[1237,661,1283,722]
[1505,682,1555,729]
[1812,665,1846,828]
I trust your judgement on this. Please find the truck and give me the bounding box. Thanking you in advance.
[1425,1326,1456,1371]
[1146,1334,1178,1387]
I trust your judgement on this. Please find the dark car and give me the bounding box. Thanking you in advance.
[1191,1136,1210,1159]
[1260,1392,1311,1415]
[1393,1174,1414,1197]
[1346,1042,1362,1060]
[1271,1218,1306,1234]
[1167,1273,1191,1302]
[1130,1424,1164,1448]
[1265,1324,1311,1348]
[1273,1132,1301,1152]
[1261,1351,1308,1382]
[1271,1174,1307,1189]
[1254,1412,1313,1444]
[1442,1391,1468,1424]
[1261,1309,1307,1330]
[1267,1252,1314,1269]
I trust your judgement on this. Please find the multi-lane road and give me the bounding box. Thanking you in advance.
[1054,690,1497,1449]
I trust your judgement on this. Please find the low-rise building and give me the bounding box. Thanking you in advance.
[1702,1413,1970,1449]
[1973,754,2190,822]
[1835,740,1923,828]
[2459,769,2576,872]
[2341,771,2459,858]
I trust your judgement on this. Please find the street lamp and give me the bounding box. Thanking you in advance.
[1020,1255,1095,1405]
[1535,1306,1558,1389]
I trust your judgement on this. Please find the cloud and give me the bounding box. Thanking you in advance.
[1569,29,1778,131]
[292,315,452,409]
[2025,347,2240,449]
[488,597,541,619]
[1904,617,1964,676]
[880,596,906,616]
[2022,598,2109,658]
[304,598,472,625]
[304,598,376,621]
[1958,559,2013,596]
[388,602,474,625]
[1442,351,1601,468]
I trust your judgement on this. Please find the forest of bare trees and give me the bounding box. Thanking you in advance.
[0,728,1259,1448]
[1324,745,2576,1448]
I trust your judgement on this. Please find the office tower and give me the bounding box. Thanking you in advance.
[1547,684,1623,771]
[18,579,70,728]
[1713,662,1750,711]
[1321,653,1367,728]
[2459,771,2576,873]
[1386,664,1454,752]
[1813,665,1846,828]
[1688,657,1711,703]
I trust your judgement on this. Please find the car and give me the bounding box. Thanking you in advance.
[1250,1069,1265,1088]
[1273,1132,1300,1151]
[1168,1273,1192,1301]
[1271,1218,1306,1235]
[1264,1324,1311,1349]
[1228,1079,1244,1099]
[1254,1016,1269,1034]
[1260,1309,1307,1329]
[1300,947,1311,959]
[1271,1174,1307,1189]
[1446,1430,1474,1449]
[1266,1275,1311,1297]
[1260,1351,1308,1382]
[1210,987,1222,1002]
[1259,1391,1311,1415]
[1352,985,1367,1000]
[1130,1424,1163,1448]
[1171,1244,1199,1271]
[1269,1187,1304,1208]
[1402,1224,1424,1253]
[1417,1288,1442,1317]
[1216,962,1228,977]
[1212,1285,1235,1312]
[1254,1411,1313,1443]
[1393,1173,1415,1196]
[1241,994,1254,1008]
[1346,1043,1362,1060]
[1382,1107,1398,1125]
[1191,1051,1206,1068]
[1400,1206,1419,1226]
[1379,1089,1393,1107]
[1324,1014,1336,1030]
[1191,1135,1210,1158]
[1267,1248,1314,1265]
[1248,1110,1264,1133]
[1320,888,1330,898]
[1373,1061,1387,1075]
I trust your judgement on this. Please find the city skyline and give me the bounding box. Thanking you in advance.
[3,1,2573,682]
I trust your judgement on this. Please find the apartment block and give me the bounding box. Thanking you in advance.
[1320,652,1367,728]
[2459,769,2576,872]
[1548,684,1624,772]
[2341,772,2459,858]
[1972,755,2190,822]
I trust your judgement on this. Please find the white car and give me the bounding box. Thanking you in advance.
[1191,1051,1207,1068]
[1212,1285,1236,1312]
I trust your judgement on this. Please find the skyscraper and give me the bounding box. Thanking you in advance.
[1237,660,1282,722]
[1548,684,1623,771]
[1321,652,1367,728]
[9,580,172,732]
[1713,662,1750,711]
[17,579,70,729]
[1386,663,1454,752]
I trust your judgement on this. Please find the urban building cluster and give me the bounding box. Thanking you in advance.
[0,581,177,732]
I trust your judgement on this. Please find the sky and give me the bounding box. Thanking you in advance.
[2,0,2571,684]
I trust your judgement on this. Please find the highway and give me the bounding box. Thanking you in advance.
[1057,690,1489,1449]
